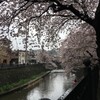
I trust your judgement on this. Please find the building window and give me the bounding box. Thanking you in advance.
[3,59,7,64]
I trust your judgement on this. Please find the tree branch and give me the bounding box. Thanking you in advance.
[25,0,94,26]
[95,0,100,21]
[50,3,94,26]
[0,0,7,3]
[68,4,93,26]
[11,2,32,19]
[86,50,93,58]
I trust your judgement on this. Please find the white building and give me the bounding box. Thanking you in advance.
[18,51,26,64]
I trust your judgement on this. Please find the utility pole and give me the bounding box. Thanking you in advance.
[25,32,28,64]
[25,22,29,65]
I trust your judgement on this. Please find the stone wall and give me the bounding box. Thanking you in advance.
[0,64,46,86]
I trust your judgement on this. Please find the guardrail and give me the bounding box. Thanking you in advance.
[58,64,99,100]
[0,63,45,69]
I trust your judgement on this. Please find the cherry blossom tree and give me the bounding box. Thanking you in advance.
[0,0,100,70]
[60,23,97,70]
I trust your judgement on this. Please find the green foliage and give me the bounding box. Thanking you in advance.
[0,71,46,94]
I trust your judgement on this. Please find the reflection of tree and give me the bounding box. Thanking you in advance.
[38,75,51,97]
[36,73,68,98]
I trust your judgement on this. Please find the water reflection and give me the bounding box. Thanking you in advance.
[0,72,74,100]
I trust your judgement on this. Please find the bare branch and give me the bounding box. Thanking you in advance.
[50,3,94,26]
[95,0,100,19]
[86,50,93,58]
[5,1,33,34]
[11,2,33,19]
[24,0,94,26]
[0,0,7,3]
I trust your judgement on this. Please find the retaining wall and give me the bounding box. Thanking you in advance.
[0,64,46,86]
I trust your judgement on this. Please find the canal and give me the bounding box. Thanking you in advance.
[0,70,75,100]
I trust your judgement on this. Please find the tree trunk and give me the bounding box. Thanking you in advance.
[91,23,100,100]
[95,28,100,61]
[94,1,100,60]
[93,17,100,60]
[88,4,100,99]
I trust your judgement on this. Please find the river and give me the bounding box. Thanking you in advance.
[0,70,75,100]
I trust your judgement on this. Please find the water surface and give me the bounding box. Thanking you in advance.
[0,71,74,100]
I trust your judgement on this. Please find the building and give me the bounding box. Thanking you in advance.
[10,51,18,64]
[18,50,37,64]
[0,37,12,64]
[18,50,26,64]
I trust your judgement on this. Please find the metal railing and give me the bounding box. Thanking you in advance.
[0,63,45,69]
[58,64,99,100]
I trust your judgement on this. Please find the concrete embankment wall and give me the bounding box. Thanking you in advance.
[0,64,46,86]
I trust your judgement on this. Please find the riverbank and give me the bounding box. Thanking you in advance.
[0,71,50,96]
